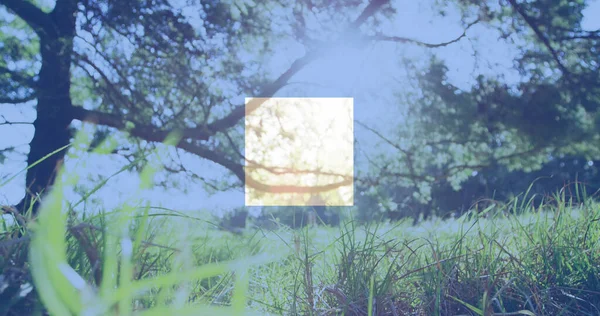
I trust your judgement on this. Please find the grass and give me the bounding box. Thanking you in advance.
[2,132,600,315]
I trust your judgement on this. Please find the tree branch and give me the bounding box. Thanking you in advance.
[50,0,78,34]
[70,0,392,194]
[201,0,391,138]
[349,0,391,29]
[356,120,421,189]
[507,0,571,77]
[366,18,479,48]
[74,0,392,144]
[71,107,174,143]
[0,115,32,126]
[72,107,351,193]
[204,53,318,136]
[178,139,352,194]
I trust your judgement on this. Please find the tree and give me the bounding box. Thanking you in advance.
[7,0,592,222]
[354,0,600,220]
[0,0,398,214]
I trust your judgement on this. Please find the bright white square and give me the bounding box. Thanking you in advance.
[244,98,353,206]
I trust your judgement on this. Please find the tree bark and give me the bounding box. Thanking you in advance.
[8,0,78,215]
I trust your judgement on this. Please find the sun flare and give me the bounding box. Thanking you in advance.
[245,97,353,206]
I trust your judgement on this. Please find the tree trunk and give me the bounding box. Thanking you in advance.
[15,2,77,215]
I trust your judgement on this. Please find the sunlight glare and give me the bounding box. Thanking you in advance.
[245,97,353,206]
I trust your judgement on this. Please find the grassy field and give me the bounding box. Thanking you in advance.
[3,189,600,315]
[2,136,600,315]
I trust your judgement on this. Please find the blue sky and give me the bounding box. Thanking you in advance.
[1,0,600,216]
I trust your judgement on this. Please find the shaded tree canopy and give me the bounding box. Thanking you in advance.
[1,0,600,219]
[355,0,600,220]
[0,0,396,212]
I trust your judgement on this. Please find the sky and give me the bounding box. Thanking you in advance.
[1,0,600,216]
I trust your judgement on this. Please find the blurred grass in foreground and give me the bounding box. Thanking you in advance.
[1,129,600,315]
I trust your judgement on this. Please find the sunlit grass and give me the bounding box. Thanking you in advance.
[1,129,285,315]
[2,130,600,315]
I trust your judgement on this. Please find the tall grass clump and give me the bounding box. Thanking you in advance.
[3,129,600,315]
[245,183,600,315]
[377,182,600,315]
[1,129,283,315]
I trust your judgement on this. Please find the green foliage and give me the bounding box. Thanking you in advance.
[4,0,600,312]
[352,0,600,220]
[0,6,38,103]
[4,147,600,314]
[0,130,283,315]
[5,0,600,220]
